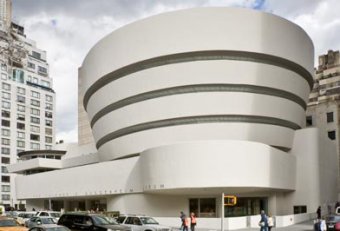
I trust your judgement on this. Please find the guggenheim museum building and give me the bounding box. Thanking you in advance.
[9,7,339,229]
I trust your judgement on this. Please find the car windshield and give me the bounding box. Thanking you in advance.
[103,217,119,225]
[0,219,19,227]
[41,218,57,224]
[327,216,340,222]
[92,216,112,225]
[24,214,35,218]
[116,217,126,224]
[140,217,159,225]
[50,213,61,218]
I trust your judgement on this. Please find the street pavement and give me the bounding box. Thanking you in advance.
[233,220,314,230]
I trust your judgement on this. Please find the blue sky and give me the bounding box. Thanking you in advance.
[11,0,340,143]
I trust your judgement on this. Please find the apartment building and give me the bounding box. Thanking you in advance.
[307,50,340,174]
[0,0,55,210]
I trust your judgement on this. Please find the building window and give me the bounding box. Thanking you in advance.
[1,194,10,201]
[1,138,10,145]
[1,166,8,173]
[328,131,336,140]
[294,205,307,214]
[33,77,38,84]
[27,62,35,69]
[17,95,25,103]
[41,80,50,88]
[1,176,10,183]
[1,129,10,137]
[17,87,25,95]
[45,136,52,143]
[45,103,52,110]
[31,91,40,99]
[17,132,25,139]
[1,63,7,71]
[45,120,52,127]
[1,147,9,155]
[30,116,40,124]
[17,123,25,130]
[2,92,10,100]
[327,112,334,123]
[45,128,52,135]
[189,198,216,218]
[1,157,10,164]
[2,101,10,109]
[1,185,10,192]
[45,111,52,118]
[306,116,312,127]
[30,108,40,116]
[30,134,40,141]
[1,120,10,127]
[1,110,10,118]
[32,51,41,60]
[45,145,52,150]
[31,99,40,107]
[31,125,40,133]
[2,83,10,91]
[12,69,25,83]
[17,105,25,112]
[46,95,53,102]
[1,73,6,80]
[30,143,40,150]
[38,66,47,75]
[17,114,25,121]
[17,140,25,148]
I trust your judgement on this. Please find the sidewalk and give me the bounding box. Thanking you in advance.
[235,220,313,230]
[195,220,314,231]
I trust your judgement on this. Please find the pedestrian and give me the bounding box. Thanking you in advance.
[267,214,274,231]
[190,212,197,231]
[320,217,327,231]
[316,206,321,219]
[258,210,268,231]
[180,212,188,231]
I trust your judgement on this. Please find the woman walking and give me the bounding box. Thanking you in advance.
[190,212,197,231]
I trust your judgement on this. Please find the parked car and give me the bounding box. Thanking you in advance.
[28,224,70,231]
[57,212,131,231]
[17,212,37,226]
[326,215,340,230]
[35,212,61,221]
[25,217,57,228]
[0,216,27,231]
[116,215,171,231]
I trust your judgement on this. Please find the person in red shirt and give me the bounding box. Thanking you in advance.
[190,212,197,231]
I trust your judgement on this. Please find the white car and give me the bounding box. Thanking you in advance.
[117,215,171,231]
[16,212,36,225]
[35,211,61,220]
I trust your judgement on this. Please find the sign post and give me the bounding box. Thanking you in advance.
[221,193,224,231]
[222,194,237,231]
